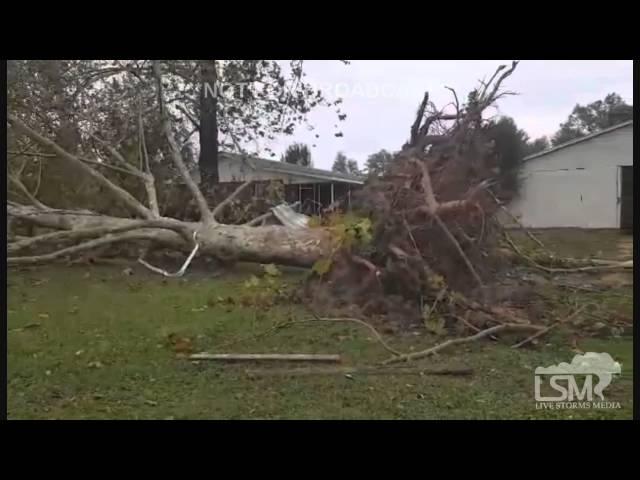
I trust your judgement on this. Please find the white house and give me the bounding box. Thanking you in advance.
[507,121,633,229]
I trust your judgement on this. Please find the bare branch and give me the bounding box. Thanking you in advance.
[32,159,44,198]
[8,115,154,219]
[383,323,544,365]
[415,159,438,211]
[138,231,200,277]
[8,150,56,159]
[410,91,429,146]
[215,94,257,171]
[480,65,506,100]
[413,159,484,290]
[244,211,273,226]
[89,132,144,176]
[138,109,159,217]
[176,104,200,131]
[212,181,253,220]
[512,305,588,349]
[9,149,143,178]
[8,231,157,266]
[482,61,519,106]
[181,128,199,150]
[433,213,484,290]
[8,174,49,210]
[445,86,461,119]
[7,219,190,255]
[152,61,215,225]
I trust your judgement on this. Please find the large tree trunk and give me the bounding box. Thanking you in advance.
[198,60,219,185]
[7,205,331,268]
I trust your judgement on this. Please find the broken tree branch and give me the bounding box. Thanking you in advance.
[485,188,548,251]
[244,211,274,226]
[410,92,429,146]
[137,109,159,217]
[382,323,544,365]
[8,114,154,220]
[8,174,49,211]
[434,213,485,290]
[512,305,589,349]
[7,219,190,255]
[504,232,633,273]
[137,231,200,277]
[7,231,162,266]
[482,61,519,107]
[89,132,144,177]
[212,181,253,221]
[152,60,215,225]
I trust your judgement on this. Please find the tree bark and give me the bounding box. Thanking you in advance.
[199,60,219,185]
[7,205,331,268]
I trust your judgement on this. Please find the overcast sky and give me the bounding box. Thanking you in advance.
[258,60,633,171]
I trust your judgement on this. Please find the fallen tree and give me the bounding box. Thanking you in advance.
[7,61,524,315]
[7,61,332,268]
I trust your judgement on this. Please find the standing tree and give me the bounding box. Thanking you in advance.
[332,152,360,175]
[281,143,312,167]
[155,60,349,188]
[364,149,393,177]
[198,60,219,184]
[524,136,549,156]
[346,159,361,175]
[332,152,348,173]
[484,116,529,194]
[552,93,633,146]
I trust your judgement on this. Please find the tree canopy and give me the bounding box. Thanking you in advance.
[364,149,394,177]
[332,152,360,175]
[281,143,312,167]
[551,93,632,146]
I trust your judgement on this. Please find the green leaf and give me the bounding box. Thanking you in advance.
[312,258,333,276]
[424,313,447,336]
[262,264,281,277]
[243,275,261,289]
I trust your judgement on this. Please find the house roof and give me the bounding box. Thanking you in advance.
[220,152,365,185]
[523,120,633,163]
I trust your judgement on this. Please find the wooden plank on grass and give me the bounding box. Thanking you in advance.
[188,353,341,362]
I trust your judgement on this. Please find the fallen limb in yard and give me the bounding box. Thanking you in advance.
[511,304,589,349]
[188,353,342,362]
[137,231,200,277]
[504,232,633,273]
[382,323,545,365]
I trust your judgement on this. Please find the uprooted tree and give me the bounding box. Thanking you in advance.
[7,61,524,271]
[8,59,535,328]
[9,59,634,363]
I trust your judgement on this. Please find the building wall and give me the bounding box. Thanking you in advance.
[507,124,633,228]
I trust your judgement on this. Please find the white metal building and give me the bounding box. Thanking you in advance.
[507,121,633,229]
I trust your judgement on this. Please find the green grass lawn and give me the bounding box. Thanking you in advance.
[508,228,632,260]
[7,264,633,420]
